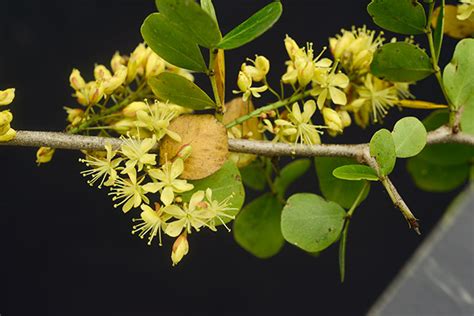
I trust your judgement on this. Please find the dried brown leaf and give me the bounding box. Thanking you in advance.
[432,5,474,39]
[223,98,262,167]
[160,114,228,180]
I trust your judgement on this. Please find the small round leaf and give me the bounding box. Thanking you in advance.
[332,165,379,181]
[281,193,346,253]
[233,193,284,259]
[391,116,427,158]
[370,129,397,176]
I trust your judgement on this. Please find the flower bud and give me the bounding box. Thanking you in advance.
[0,110,13,136]
[0,128,16,142]
[296,59,314,87]
[36,147,55,165]
[87,81,105,105]
[171,233,189,266]
[284,35,300,61]
[69,69,86,91]
[0,88,15,106]
[94,64,112,81]
[237,71,252,92]
[75,90,88,106]
[110,52,126,73]
[145,53,165,78]
[175,144,192,161]
[64,107,84,126]
[103,65,127,95]
[113,118,135,134]
[255,55,270,76]
[338,110,352,128]
[322,107,344,133]
[122,101,148,118]
[127,43,148,82]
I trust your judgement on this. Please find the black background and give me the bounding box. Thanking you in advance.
[0,0,463,315]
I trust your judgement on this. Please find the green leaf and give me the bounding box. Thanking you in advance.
[233,193,284,258]
[443,38,474,111]
[148,72,216,110]
[332,165,379,181]
[461,104,474,135]
[274,159,311,198]
[217,1,282,50]
[156,0,221,48]
[370,129,397,176]
[141,13,207,72]
[422,109,449,131]
[201,0,218,24]
[367,0,427,35]
[315,157,370,209]
[391,116,427,158]
[371,42,434,82]
[281,193,346,253]
[182,160,245,222]
[433,0,445,61]
[240,160,267,191]
[407,110,473,191]
[407,157,470,192]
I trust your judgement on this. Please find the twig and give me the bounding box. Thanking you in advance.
[2,126,472,235]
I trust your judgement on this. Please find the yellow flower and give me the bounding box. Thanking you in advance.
[457,0,474,20]
[203,188,237,232]
[79,143,122,188]
[94,64,112,81]
[111,52,126,73]
[346,74,399,125]
[164,190,210,237]
[329,26,384,74]
[287,100,323,145]
[241,55,270,82]
[132,203,172,246]
[171,232,189,266]
[36,147,56,165]
[311,67,349,109]
[120,134,157,174]
[0,110,13,135]
[122,101,149,118]
[0,88,15,106]
[145,158,194,206]
[109,168,150,213]
[322,107,344,135]
[233,71,268,102]
[145,53,166,78]
[103,65,128,95]
[69,69,86,91]
[64,107,84,126]
[127,43,148,83]
[261,118,297,143]
[134,102,182,142]
[0,128,16,142]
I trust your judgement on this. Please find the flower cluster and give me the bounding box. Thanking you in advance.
[234,36,352,145]
[329,26,415,127]
[79,135,236,266]
[0,88,16,142]
[64,43,193,132]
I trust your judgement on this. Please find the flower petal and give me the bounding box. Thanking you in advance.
[329,87,347,105]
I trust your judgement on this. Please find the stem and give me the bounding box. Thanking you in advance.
[339,181,369,283]
[381,177,420,235]
[225,90,313,129]
[346,181,369,218]
[426,1,456,130]
[208,49,222,108]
